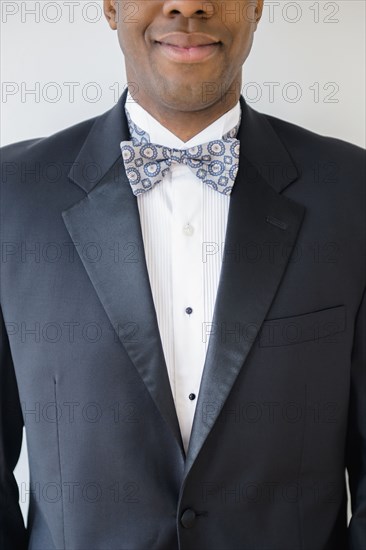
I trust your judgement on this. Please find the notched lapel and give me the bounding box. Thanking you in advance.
[183,100,306,479]
[61,90,185,460]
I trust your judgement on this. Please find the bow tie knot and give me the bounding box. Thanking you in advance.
[121,110,241,196]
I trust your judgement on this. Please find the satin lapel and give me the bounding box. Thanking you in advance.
[183,98,306,479]
[61,89,185,459]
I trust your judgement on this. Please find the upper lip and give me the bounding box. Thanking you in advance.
[155,32,220,48]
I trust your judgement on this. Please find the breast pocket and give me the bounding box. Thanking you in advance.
[258,304,346,347]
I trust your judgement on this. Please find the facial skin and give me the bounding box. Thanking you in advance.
[104,0,264,141]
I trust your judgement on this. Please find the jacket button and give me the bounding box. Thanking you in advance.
[180,508,196,528]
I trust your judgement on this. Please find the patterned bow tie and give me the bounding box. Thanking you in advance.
[120,109,241,196]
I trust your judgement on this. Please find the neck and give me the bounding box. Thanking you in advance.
[128,80,241,143]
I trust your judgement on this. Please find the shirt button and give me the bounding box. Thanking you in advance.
[183,223,194,236]
[185,307,193,315]
[189,393,196,401]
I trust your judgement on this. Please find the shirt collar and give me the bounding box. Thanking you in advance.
[124,90,241,150]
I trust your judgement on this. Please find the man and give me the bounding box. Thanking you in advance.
[0,0,365,548]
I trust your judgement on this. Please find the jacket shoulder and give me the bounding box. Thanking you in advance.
[263,111,365,161]
[0,114,99,165]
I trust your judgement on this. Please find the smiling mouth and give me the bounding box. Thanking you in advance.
[154,41,221,63]
[155,40,219,47]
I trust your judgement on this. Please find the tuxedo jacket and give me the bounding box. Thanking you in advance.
[0,89,365,550]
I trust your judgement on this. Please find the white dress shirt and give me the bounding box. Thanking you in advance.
[124,91,241,453]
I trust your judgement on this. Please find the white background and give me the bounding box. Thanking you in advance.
[1,0,365,525]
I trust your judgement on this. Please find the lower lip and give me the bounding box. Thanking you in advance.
[156,42,220,63]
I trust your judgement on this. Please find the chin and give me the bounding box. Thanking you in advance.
[158,81,216,111]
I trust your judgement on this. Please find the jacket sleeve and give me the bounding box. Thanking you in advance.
[0,303,28,549]
[347,286,366,549]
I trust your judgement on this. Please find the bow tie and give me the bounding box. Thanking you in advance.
[120,109,241,196]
